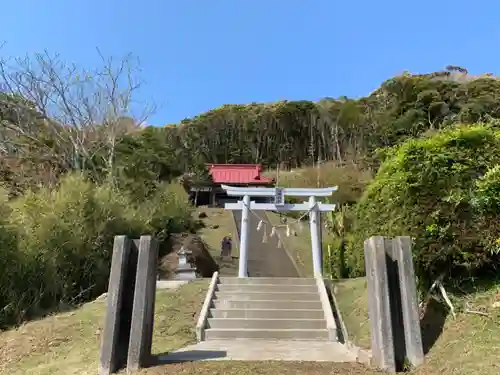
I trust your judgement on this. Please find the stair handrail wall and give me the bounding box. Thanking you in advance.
[315,273,338,341]
[324,278,351,347]
[196,271,219,341]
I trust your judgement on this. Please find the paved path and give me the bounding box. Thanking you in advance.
[156,280,189,289]
[232,211,299,277]
[157,339,358,362]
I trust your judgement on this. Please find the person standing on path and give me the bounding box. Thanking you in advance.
[220,235,233,258]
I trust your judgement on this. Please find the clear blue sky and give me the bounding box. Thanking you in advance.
[2,1,499,125]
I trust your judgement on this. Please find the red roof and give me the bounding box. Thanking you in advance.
[207,164,274,185]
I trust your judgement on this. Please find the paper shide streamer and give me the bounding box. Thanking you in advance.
[270,227,276,237]
[262,226,268,243]
[256,220,263,231]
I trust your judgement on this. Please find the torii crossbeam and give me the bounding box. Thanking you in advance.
[222,185,338,277]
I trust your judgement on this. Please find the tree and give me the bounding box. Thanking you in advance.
[0,46,154,187]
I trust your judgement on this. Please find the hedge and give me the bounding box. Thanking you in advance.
[346,124,500,287]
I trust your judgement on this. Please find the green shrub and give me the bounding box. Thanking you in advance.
[135,182,195,238]
[0,187,23,326]
[0,174,194,328]
[471,165,500,255]
[472,165,500,215]
[347,125,500,286]
[324,204,355,279]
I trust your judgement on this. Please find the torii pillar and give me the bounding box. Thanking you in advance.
[222,185,337,277]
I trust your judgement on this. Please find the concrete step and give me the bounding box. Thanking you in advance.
[162,340,358,362]
[204,328,329,341]
[217,284,317,294]
[213,299,322,310]
[207,318,326,330]
[210,308,325,319]
[215,292,319,302]
[219,277,315,286]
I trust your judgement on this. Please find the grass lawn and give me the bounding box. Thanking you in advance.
[334,277,500,375]
[0,281,209,375]
[194,207,239,276]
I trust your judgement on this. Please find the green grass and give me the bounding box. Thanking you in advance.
[334,277,500,375]
[0,281,209,375]
[194,208,239,257]
[194,207,239,276]
[334,277,371,349]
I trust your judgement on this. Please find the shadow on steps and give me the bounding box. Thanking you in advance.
[151,350,227,365]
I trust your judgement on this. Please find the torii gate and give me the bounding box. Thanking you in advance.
[222,185,338,277]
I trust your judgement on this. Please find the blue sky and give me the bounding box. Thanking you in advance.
[2,0,499,125]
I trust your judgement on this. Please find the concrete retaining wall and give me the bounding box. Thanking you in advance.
[315,274,337,341]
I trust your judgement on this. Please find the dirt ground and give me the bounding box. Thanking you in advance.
[141,361,384,375]
[158,232,219,279]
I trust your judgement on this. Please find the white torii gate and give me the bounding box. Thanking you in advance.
[221,185,338,277]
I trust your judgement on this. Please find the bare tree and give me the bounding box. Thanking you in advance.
[0,45,155,184]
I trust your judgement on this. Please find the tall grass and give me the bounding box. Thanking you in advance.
[264,161,372,205]
[0,174,194,328]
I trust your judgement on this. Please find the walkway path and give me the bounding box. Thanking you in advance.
[156,213,362,365]
[157,339,358,362]
[232,211,299,277]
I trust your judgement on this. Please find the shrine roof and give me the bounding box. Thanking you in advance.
[206,164,274,185]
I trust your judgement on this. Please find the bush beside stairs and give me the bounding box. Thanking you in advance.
[198,276,338,341]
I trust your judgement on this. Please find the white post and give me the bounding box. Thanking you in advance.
[309,196,322,275]
[317,213,323,268]
[238,195,251,277]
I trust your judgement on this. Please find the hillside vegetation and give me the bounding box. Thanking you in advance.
[1,47,500,331]
[349,125,500,285]
[0,175,194,328]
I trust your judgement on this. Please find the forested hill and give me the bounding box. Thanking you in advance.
[2,63,500,197]
[134,67,500,172]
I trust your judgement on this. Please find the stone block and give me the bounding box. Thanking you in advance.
[99,236,138,375]
[364,236,396,372]
[384,238,407,371]
[127,236,159,372]
[174,253,197,281]
[393,236,424,367]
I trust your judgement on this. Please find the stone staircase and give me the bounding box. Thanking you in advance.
[199,276,337,341]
